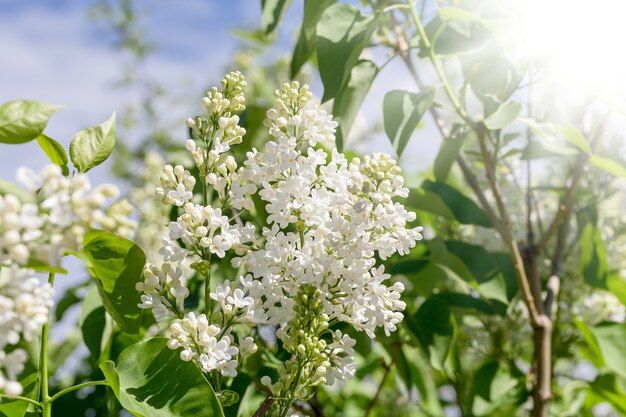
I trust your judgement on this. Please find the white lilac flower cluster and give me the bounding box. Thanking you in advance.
[135,73,422,411]
[0,164,135,397]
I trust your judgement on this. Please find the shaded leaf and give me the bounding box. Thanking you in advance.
[434,125,468,182]
[422,180,492,227]
[101,338,224,417]
[577,205,608,288]
[69,112,116,173]
[291,0,336,78]
[317,3,379,102]
[80,286,113,361]
[590,323,626,379]
[383,88,435,157]
[0,100,62,144]
[406,295,456,370]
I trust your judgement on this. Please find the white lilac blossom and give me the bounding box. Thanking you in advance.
[0,164,135,268]
[0,265,53,397]
[0,165,134,397]
[135,74,422,411]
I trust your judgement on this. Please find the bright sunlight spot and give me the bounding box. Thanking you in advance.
[520,0,626,95]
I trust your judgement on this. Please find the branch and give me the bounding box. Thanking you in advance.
[252,396,275,417]
[364,345,399,417]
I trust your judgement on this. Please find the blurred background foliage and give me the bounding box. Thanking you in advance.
[18,0,626,416]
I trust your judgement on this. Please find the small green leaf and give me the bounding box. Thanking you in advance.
[317,3,379,102]
[470,361,526,416]
[406,295,456,370]
[591,155,626,178]
[422,180,492,227]
[291,0,336,78]
[332,59,378,150]
[101,338,225,417]
[81,229,146,334]
[218,390,239,407]
[383,88,435,157]
[484,101,522,130]
[261,0,291,36]
[577,205,608,288]
[434,125,468,182]
[69,112,116,173]
[80,286,112,361]
[36,134,69,176]
[0,100,62,144]
[590,323,626,379]
[0,179,31,202]
[554,122,591,154]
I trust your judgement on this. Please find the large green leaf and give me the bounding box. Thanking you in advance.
[577,205,608,288]
[101,338,224,417]
[590,323,626,379]
[383,88,435,157]
[36,134,69,176]
[0,100,62,144]
[405,295,456,370]
[332,59,378,150]
[69,112,116,173]
[290,0,336,78]
[422,180,492,227]
[261,0,291,36]
[81,229,146,334]
[316,3,379,102]
[80,286,113,361]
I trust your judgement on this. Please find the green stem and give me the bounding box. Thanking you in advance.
[48,381,108,403]
[0,394,42,409]
[40,272,55,417]
[406,0,468,120]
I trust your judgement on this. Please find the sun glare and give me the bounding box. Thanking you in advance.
[519,0,626,96]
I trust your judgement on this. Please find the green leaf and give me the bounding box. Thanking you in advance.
[607,273,626,306]
[577,205,608,288]
[591,155,626,178]
[69,112,116,173]
[317,3,379,102]
[406,295,456,370]
[101,338,224,417]
[438,292,503,315]
[484,101,522,130]
[470,360,526,416]
[422,180,492,227]
[81,229,146,334]
[291,0,336,78]
[332,59,378,150]
[25,258,68,274]
[261,0,291,36]
[80,286,113,361]
[554,123,591,154]
[0,100,62,144]
[383,88,435,157]
[36,134,69,176]
[589,374,626,415]
[590,323,626,379]
[433,125,468,182]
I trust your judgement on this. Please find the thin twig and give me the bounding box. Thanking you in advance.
[252,396,275,417]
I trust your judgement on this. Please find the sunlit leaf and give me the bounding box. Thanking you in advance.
[101,338,224,417]
[591,155,626,178]
[36,134,69,175]
[69,112,116,173]
[81,229,146,334]
[0,100,62,144]
[484,101,522,130]
[261,0,291,35]
[332,59,378,150]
